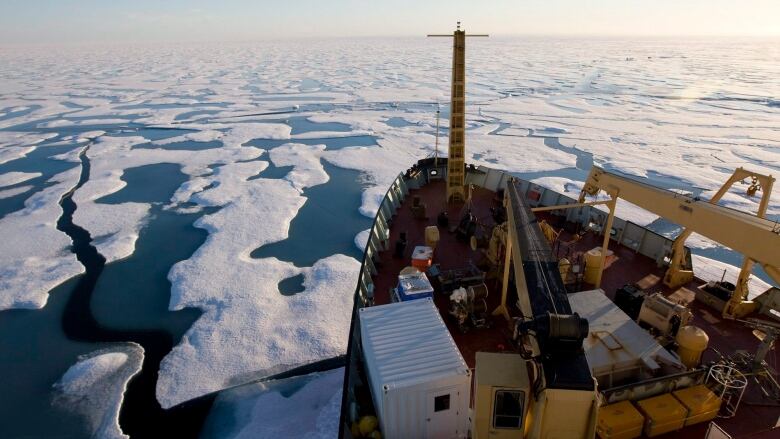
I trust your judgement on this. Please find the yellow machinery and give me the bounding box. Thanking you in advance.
[489,179,598,439]
[675,325,709,369]
[428,23,487,203]
[473,352,530,439]
[663,168,775,290]
[577,166,779,318]
[583,247,612,285]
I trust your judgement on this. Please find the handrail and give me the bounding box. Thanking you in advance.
[338,172,407,434]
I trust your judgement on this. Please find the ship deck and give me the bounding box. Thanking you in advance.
[370,178,779,439]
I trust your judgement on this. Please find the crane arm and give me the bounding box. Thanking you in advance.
[578,167,780,290]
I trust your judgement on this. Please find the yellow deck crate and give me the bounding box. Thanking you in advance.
[673,385,722,426]
[597,400,644,439]
[637,394,687,437]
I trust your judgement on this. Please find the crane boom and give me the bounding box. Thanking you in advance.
[578,166,779,318]
[579,167,780,271]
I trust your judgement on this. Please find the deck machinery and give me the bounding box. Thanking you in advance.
[339,24,780,439]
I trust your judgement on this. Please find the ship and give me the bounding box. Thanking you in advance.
[337,24,780,439]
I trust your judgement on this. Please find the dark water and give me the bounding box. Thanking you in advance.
[0,276,97,438]
[0,150,215,437]
[91,164,209,334]
[250,160,371,267]
[283,116,350,135]
[248,152,294,180]
[0,105,41,122]
[384,116,417,128]
[1,109,376,437]
[278,273,306,296]
[133,139,223,151]
[55,155,213,438]
[0,142,81,219]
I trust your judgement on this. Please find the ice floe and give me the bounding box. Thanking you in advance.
[354,229,371,252]
[269,143,328,191]
[0,184,33,199]
[201,368,343,439]
[158,155,359,407]
[0,168,84,310]
[0,171,41,187]
[53,344,144,439]
[62,134,263,262]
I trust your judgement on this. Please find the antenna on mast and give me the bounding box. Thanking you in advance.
[428,22,488,204]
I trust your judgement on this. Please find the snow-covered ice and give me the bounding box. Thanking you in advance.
[354,229,370,252]
[0,171,41,187]
[0,132,58,164]
[60,134,263,262]
[158,153,359,407]
[53,343,144,439]
[0,168,84,310]
[201,368,343,439]
[0,184,33,199]
[692,254,772,300]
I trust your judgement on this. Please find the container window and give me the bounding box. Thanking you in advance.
[434,394,450,412]
[493,390,524,429]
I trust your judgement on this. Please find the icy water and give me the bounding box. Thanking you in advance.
[0,37,778,438]
[0,116,374,437]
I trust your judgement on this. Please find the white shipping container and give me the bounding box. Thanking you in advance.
[359,298,471,439]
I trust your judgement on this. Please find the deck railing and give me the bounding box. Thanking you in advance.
[471,165,683,267]
[339,171,414,435]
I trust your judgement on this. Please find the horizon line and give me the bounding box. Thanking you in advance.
[2,32,779,47]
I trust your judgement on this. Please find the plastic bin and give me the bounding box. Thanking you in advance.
[396,271,434,302]
[597,400,644,439]
[673,385,721,426]
[637,393,687,437]
[425,225,440,249]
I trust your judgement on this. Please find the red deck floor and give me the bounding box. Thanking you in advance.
[370,178,779,438]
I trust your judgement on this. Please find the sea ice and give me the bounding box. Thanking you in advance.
[0,167,84,310]
[0,171,41,187]
[692,254,772,300]
[269,142,329,191]
[62,134,263,262]
[158,156,359,407]
[354,229,370,252]
[0,184,33,199]
[53,344,144,439]
[201,368,343,439]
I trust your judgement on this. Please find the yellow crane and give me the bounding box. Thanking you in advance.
[577,166,779,318]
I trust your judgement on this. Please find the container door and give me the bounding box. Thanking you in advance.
[426,386,459,438]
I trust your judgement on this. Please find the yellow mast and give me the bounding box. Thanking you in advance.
[429,22,487,203]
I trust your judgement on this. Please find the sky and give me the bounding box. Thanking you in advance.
[1,0,779,44]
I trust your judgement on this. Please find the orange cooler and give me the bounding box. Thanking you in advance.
[596,400,644,439]
[637,394,687,437]
[673,385,721,426]
[411,245,433,270]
